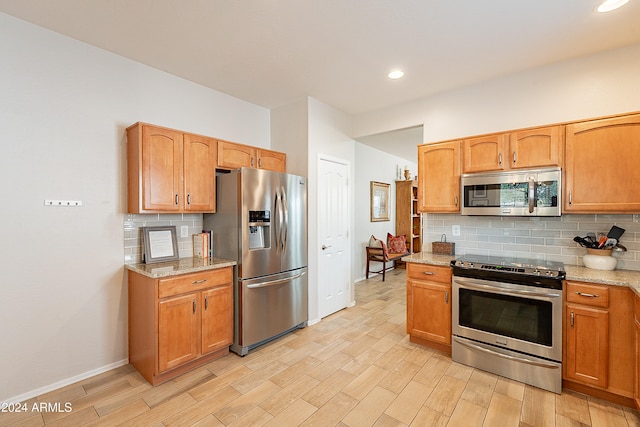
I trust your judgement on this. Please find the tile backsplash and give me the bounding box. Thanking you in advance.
[423,214,640,271]
[124,213,204,264]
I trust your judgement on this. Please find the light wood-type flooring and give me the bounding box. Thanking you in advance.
[2,268,640,426]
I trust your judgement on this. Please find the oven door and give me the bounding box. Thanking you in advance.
[452,275,562,362]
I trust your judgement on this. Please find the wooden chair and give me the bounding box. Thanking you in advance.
[366,246,409,281]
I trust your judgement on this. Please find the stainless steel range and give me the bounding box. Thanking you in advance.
[450,255,565,393]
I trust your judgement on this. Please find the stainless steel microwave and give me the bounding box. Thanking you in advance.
[460,167,561,216]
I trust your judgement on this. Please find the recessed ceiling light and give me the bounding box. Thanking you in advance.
[388,70,405,79]
[597,0,629,12]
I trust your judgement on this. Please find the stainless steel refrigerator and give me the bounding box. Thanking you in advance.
[204,168,308,356]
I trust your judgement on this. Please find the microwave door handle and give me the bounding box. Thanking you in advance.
[528,176,535,213]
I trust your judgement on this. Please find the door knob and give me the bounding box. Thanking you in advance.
[321,245,332,250]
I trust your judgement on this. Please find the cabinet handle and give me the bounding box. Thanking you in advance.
[445,291,449,304]
[575,291,599,298]
[205,296,209,310]
[175,194,179,206]
[251,157,255,167]
[513,151,517,165]
[498,153,503,166]
[258,158,262,168]
[569,191,572,206]
[187,194,191,205]
[570,311,574,327]
[192,279,207,285]
[193,300,196,314]
[422,271,436,275]
[454,196,459,206]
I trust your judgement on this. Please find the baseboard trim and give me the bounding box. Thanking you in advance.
[5,358,129,403]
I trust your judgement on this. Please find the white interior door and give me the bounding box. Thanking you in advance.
[318,156,351,318]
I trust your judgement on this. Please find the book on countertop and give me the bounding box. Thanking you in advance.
[193,233,209,258]
[202,229,213,258]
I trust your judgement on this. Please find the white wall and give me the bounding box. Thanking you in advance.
[352,43,640,142]
[271,99,309,178]
[305,98,356,323]
[353,144,417,282]
[0,13,270,401]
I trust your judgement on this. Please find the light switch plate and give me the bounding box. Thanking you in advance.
[452,225,461,236]
[180,225,189,238]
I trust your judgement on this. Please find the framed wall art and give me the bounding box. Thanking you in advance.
[142,225,179,264]
[370,181,390,222]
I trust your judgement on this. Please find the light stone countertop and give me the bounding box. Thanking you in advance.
[125,257,236,279]
[402,252,640,296]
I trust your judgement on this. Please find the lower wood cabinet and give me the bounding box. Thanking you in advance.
[129,267,233,385]
[563,281,635,404]
[406,262,452,354]
[635,294,640,410]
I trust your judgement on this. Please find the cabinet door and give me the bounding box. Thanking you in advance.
[462,134,508,173]
[510,125,563,169]
[636,316,640,409]
[158,293,199,372]
[417,141,460,213]
[183,133,216,212]
[257,149,286,172]
[217,140,256,169]
[565,304,609,388]
[565,114,640,212]
[407,279,451,345]
[142,125,183,211]
[201,284,233,355]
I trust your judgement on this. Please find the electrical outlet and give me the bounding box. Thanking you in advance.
[452,224,461,237]
[180,225,189,238]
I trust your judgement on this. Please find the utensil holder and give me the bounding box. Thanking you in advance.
[583,248,617,270]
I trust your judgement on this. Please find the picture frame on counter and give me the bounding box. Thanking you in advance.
[142,225,179,264]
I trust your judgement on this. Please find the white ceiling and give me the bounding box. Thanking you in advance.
[2,0,640,161]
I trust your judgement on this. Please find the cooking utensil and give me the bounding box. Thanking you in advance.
[573,236,590,247]
[597,236,607,248]
[603,238,617,248]
[607,225,625,241]
[614,243,627,252]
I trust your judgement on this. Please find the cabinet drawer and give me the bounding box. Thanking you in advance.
[407,263,451,284]
[159,267,233,299]
[566,282,609,308]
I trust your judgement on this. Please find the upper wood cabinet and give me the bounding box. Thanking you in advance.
[564,113,640,213]
[217,140,286,172]
[462,134,508,173]
[462,126,563,173]
[127,123,216,213]
[417,141,461,213]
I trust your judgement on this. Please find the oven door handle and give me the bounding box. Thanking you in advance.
[453,337,560,369]
[454,278,561,299]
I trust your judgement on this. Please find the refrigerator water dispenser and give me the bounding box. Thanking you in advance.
[248,210,270,249]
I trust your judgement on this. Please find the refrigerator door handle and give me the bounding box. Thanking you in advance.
[282,186,288,253]
[246,271,306,289]
[274,190,281,253]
